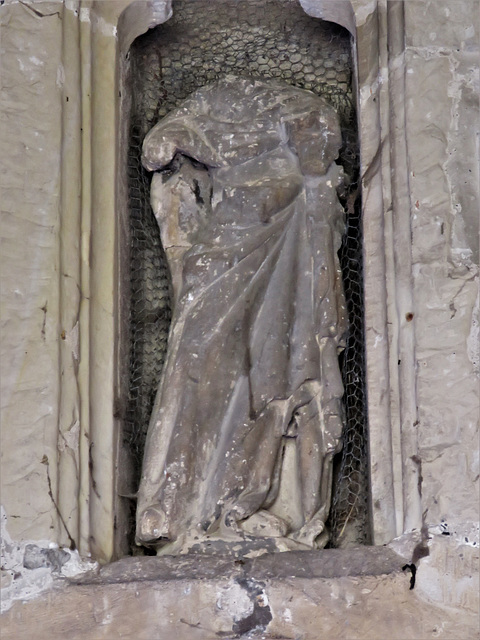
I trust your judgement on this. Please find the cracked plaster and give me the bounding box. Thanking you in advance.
[1,0,65,544]
[404,0,480,530]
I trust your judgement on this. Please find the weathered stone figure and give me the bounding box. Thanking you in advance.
[136,76,347,554]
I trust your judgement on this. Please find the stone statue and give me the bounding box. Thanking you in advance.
[136,76,347,555]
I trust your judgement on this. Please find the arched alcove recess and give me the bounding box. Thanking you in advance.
[71,0,419,562]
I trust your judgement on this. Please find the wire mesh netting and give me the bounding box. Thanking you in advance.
[125,0,369,550]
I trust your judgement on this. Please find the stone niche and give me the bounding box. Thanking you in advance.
[122,0,370,558]
[0,0,478,638]
[115,0,393,565]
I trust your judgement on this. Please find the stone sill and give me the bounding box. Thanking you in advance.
[74,546,405,585]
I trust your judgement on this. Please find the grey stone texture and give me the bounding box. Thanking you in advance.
[23,544,70,572]
[2,547,478,639]
[137,76,347,554]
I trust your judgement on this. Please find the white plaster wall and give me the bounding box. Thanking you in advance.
[0,0,64,543]
[401,1,480,612]
[404,0,479,535]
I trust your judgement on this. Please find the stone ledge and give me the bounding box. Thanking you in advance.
[74,546,405,585]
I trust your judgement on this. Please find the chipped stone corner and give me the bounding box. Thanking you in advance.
[415,520,480,614]
[0,506,98,614]
[387,520,480,614]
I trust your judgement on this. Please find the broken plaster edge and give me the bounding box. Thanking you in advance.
[0,507,97,614]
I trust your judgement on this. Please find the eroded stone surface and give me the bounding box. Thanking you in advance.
[404,1,480,532]
[405,0,479,49]
[0,0,64,543]
[1,544,478,640]
[0,507,97,614]
[74,545,406,584]
[137,76,348,554]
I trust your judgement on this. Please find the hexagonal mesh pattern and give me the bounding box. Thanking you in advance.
[125,0,369,550]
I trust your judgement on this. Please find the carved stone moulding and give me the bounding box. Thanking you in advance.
[68,0,406,561]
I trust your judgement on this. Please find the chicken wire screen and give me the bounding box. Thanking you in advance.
[125,0,369,550]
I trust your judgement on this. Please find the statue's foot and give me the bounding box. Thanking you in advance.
[240,510,289,538]
[289,517,329,548]
[137,506,168,543]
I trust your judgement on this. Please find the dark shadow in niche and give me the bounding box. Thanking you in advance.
[122,0,368,554]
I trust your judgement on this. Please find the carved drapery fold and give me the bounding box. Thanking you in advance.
[136,77,348,554]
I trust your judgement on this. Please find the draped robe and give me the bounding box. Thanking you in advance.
[136,76,347,552]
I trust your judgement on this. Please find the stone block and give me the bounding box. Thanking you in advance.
[405,0,480,49]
